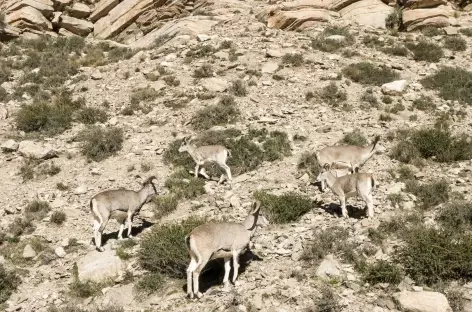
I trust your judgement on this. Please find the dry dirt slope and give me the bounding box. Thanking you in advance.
[1,1,472,312]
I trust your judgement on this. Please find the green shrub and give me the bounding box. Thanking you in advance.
[360,88,378,107]
[394,225,472,286]
[406,40,444,62]
[318,82,347,106]
[298,152,320,178]
[130,87,159,106]
[302,227,352,264]
[314,286,342,312]
[25,200,51,221]
[406,179,450,209]
[193,63,213,78]
[163,75,180,87]
[381,45,409,57]
[50,211,66,225]
[138,217,207,278]
[312,26,355,52]
[8,217,35,237]
[361,260,403,285]
[341,129,367,146]
[0,264,21,304]
[191,96,240,130]
[262,131,292,161]
[444,36,467,51]
[76,107,108,124]
[385,8,402,30]
[422,26,444,37]
[459,28,472,37]
[15,91,84,135]
[342,62,400,86]
[437,201,472,231]
[0,86,7,102]
[421,66,472,105]
[412,95,435,111]
[254,191,313,224]
[230,79,248,97]
[282,53,304,66]
[152,195,178,219]
[390,141,422,164]
[164,170,205,200]
[135,273,165,294]
[77,126,124,162]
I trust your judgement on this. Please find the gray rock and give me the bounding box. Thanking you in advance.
[74,185,88,195]
[66,2,91,19]
[261,62,279,74]
[393,290,452,312]
[265,49,283,58]
[18,141,57,159]
[91,70,103,80]
[202,78,227,92]
[1,139,19,152]
[78,249,125,282]
[23,244,37,259]
[230,196,241,209]
[381,80,408,96]
[55,247,66,258]
[326,35,346,42]
[197,34,211,42]
[316,255,342,278]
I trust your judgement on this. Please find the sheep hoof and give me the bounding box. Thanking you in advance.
[97,247,105,252]
[196,292,203,299]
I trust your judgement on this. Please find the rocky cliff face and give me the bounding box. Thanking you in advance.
[1,0,471,44]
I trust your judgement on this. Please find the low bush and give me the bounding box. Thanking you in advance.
[135,273,165,294]
[313,286,343,312]
[8,217,35,236]
[0,264,21,304]
[312,26,355,52]
[50,211,66,225]
[164,170,205,200]
[360,260,403,285]
[341,129,367,146]
[421,66,472,105]
[25,200,51,221]
[138,217,207,278]
[230,79,248,97]
[406,179,450,210]
[444,36,467,52]
[302,227,353,264]
[129,87,159,106]
[76,107,108,124]
[406,40,444,62]
[193,63,213,78]
[191,96,240,130]
[318,82,347,107]
[437,201,472,231]
[77,126,124,162]
[152,195,179,219]
[422,26,444,37]
[459,28,472,37]
[342,62,400,86]
[412,95,435,111]
[254,191,313,224]
[281,53,304,67]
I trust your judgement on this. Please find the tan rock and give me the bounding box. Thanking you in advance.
[402,6,452,31]
[94,0,154,40]
[4,0,54,18]
[403,0,447,9]
[6,5,52,31]
[266,8,332,30]
[0,24,21,41]
[90,0,120,22]
[59,15,93,36]
[393,291,452,312]
[129,16,221,49]
[339,0,393,29]
[66,2,91,19]
[329,0,360,11]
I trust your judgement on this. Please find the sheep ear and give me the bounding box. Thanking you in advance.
[323,163,330,170]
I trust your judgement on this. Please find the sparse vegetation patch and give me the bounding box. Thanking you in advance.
[77,126,124,162]
[342,62,400,86]
[312,26,355,52]
[421,66,472,105]
[254,191,313,224]
[406,40,444,62]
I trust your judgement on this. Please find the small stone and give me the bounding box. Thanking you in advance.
[23,244,37,259]
[55,247,66,258]
[412,286,423,292]
[253,294,263,310]
[230,196,240,208]
[61,238,70,247]
[1,139,19,152]
[74,185,87,195]
[261,62,279,74]
[91,70,103,80]
[197,34,211,42]
[444,26,458,35]
[316,255,342,278]
[265,49,283,58]
[381,80,408,96]
[326,35,345,42]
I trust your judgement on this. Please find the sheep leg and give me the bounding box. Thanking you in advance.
[366,194,374,218]
[231,250,240,284]
[221,163,232,186]
[222,257,231,288]
[199,167,210,179]
[187,257,198,299]
[194,164,199,178]
[96,217,109,252]
[117,222,125,240]
[93,220,101,250]
[127,212,133,238]
[193,256,209,299]
[339,196,348,218]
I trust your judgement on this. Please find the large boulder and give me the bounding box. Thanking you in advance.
[3,0,54,18]
[65,2,91,19]
[93,0,155,40]
[6,5,52,31]
[402,5,452,31]
[59,15,94,36]
[77,249,125,282]
[18,140,58,160]
[393,291,453,312]
[339,0,393,29]
[89,0,120,23]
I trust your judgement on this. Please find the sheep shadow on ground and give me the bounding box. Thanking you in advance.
[320,202,367,219]
[93,218,155,248]
[183,248,263,295]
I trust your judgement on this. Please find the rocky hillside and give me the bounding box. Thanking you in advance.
[1,0,472,312]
